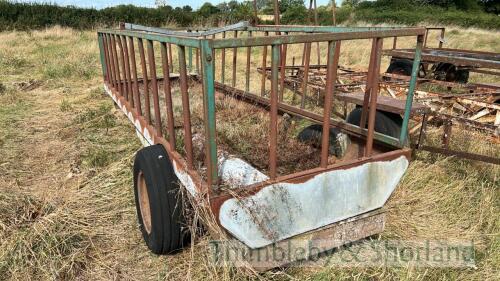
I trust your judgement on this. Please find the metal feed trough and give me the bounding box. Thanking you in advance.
[97,22,426,268]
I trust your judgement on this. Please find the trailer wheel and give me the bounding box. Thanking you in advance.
[386,59,413,76]
[133,144,186,255]
[346,107,403,140]
[455,69,469,84]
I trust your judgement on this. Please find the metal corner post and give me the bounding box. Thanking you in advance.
[97,33,107,80]
[400,34,424,145]
[200,39,218,190]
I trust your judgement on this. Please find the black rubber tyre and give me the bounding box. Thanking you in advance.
[386,59,413,76]
[346,107,403,139]
[455,69,469,84]
[133,144,186,255]
[297,124,350,158]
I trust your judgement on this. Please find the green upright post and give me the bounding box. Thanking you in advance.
[400,35,424,145]
[188,47,193,72]
[97,33,107,80]
[199,39,218,189]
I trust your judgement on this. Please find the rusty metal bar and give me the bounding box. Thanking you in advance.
[261,31,269,96]
[417,145,499,165]
[103,34,114,86]
[161,42,176,147]
[110,35,123,96]
[122,35,133,106]
[439,28,445,48]
[99,34,109,82]
[313,0,321,66]
[116,36,129,101]
[147,40,163,137]
[321,41,341,168]
[392,36,397,49]
[359,39,378,129]
[301,42,311,108]
[415,113,428,149]
[365,38,383,157]
[232,30,238,87]
[178,45,194,170]
[245,31,252,92]
[137,38,152,124]
[270,44,280,179]
[128,36,141,114]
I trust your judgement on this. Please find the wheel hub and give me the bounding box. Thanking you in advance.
[137,171,152,234]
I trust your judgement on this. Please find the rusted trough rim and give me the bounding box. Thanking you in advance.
[209,148,412,224]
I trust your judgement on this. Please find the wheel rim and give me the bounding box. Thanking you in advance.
[137,171,152,234]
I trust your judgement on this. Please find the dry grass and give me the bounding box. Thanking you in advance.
[0,26,498,280]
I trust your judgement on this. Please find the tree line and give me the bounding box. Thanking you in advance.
[0,0,498,31]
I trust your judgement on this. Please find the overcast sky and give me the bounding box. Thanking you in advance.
[13,0,343,10]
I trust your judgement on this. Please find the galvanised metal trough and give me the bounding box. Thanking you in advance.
[97,22,426,267]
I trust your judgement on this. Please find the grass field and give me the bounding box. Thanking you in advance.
[0,26,499,280]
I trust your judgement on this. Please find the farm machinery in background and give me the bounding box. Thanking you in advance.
[259,26,499,164]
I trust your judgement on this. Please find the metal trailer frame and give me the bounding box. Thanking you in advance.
[97,22,425,266]
[258,27,499,165]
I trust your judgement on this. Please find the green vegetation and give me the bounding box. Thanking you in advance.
[1,0,499,31]
[353,0,500,29]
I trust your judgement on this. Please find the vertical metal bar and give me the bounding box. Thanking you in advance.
[109,34,118,90]
[359,39,378,129]
[178,45,194,170]
[138,38,152,124]
[196,47,200,74]
[161,42,176,147]
[122,35,133,106]
[168,43,173,72]
[269,44,280,180]
[221,31,226,84]
[97,34,107,80]
[116,36,128,101]
[128,37,142,115]
[332,0,336,26]
[300,43,311,109]
[147,40,163,137]
[111,35,123,97]
[365,38,383,157]
[400,35,424,145]
[102,34,113,84]
[232,30,238,87]
[273,0,280,25]
[261,31,268,96]
[188,46,193,72]
[313,0,320,66]
[416,113,428,150]
[439,28,445,49]
[200,40,218,188]
[392,37,397,49]
[245,31,252,93]
[424,29,429,48]
[279,32,288,101]
[320,41,341,168]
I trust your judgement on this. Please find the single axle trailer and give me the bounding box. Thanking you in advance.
[97,22,427,268]
[257,27,499,165]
